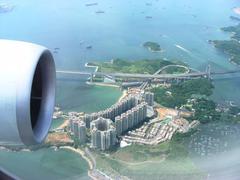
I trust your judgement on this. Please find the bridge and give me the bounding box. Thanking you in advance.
[56,68,240,80]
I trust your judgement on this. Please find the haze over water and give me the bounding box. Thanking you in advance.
[0,0,240,179]
[1,0,240,103]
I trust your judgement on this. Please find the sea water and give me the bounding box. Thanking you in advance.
[0,0,240,179]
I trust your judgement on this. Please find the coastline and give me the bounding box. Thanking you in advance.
[233,7,240,15]
[85,61,122,88]
[85,62,98,73]
[60,146,100,180]
[60,146,94,170]
[55,119,69,129]
[86,81,120,88]
[210,41,240,67]
[141,43,163,53]
[118,89,128,102]
[147,47,163,53]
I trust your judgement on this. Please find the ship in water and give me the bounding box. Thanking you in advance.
[95,10,105,14]
[85,3,98,7]
[86,45,92,49]
[145,16,153,19]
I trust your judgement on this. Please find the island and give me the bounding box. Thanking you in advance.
[210,23,240,66]
[143,41,161,52]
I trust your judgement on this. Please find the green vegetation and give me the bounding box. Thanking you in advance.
[221,24,240,40]
[112,143,169,162]
[94,142,205,179]
[143,41,161,52]
[167,130,197,160]
[151,78,222,124]
[220,106,240,123]
[152,78,214,108]
[91,59,185,74]
[189,98,221,123]
[211,40,240,65]
[162,66,188,74]
[211,23,240,65]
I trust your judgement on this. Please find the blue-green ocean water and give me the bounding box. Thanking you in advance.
[0,0,240,179]
[1,0,239,103]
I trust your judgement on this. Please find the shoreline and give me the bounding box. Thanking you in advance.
[233,7,240,15]
[60,146,100,180]
[141,43,163,53]
[210,41,240,67]
[86,81,120,88]
[55,119,69,129]
[118,89,128,102]
[60,146,94,170]
[85,62,98,73]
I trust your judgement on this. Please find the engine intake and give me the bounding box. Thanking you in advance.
[0,40,56,146]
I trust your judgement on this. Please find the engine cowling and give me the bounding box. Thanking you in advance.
[0,40,56,146]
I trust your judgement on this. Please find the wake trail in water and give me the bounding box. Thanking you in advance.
[174,44,192,54]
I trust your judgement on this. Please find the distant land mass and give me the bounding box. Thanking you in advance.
[233,7,240,15]
[210,22,240,66]
[143,41,161,52]
[0,3,14,13]
[230,16,240,21]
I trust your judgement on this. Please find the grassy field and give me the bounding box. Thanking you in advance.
[93,141,206,180]
[90,59,185,74]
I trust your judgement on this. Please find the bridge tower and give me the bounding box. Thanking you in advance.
[90,73,93,83]
[206,64,211,79]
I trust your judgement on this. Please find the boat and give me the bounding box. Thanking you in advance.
[145,16,152,19]
[85,3,98,7]
[95,10,105,14]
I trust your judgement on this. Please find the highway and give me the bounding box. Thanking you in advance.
[56,70,206,79]
[56,69,240,80]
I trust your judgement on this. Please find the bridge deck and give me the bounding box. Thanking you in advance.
[56,69,240,79]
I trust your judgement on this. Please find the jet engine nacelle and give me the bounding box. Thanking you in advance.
[0,40,56,146]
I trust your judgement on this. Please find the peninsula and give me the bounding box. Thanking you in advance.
[90,59,179,74]
[87,58,187,84]
[210,23,240,66]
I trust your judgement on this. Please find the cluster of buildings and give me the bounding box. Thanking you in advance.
[66,88,199,150]
[69,120,87,144]
[83,95,138,128]
[68,91,155,151]
[122,118,178,145]
[115,102,147,136]
[90,117,117,150]
[143,92,154,106]
[122,114,200,145]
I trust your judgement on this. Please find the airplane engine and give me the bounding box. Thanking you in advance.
[0,40,56,146]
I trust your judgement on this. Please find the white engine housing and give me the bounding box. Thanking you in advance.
[0,40,56,145]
